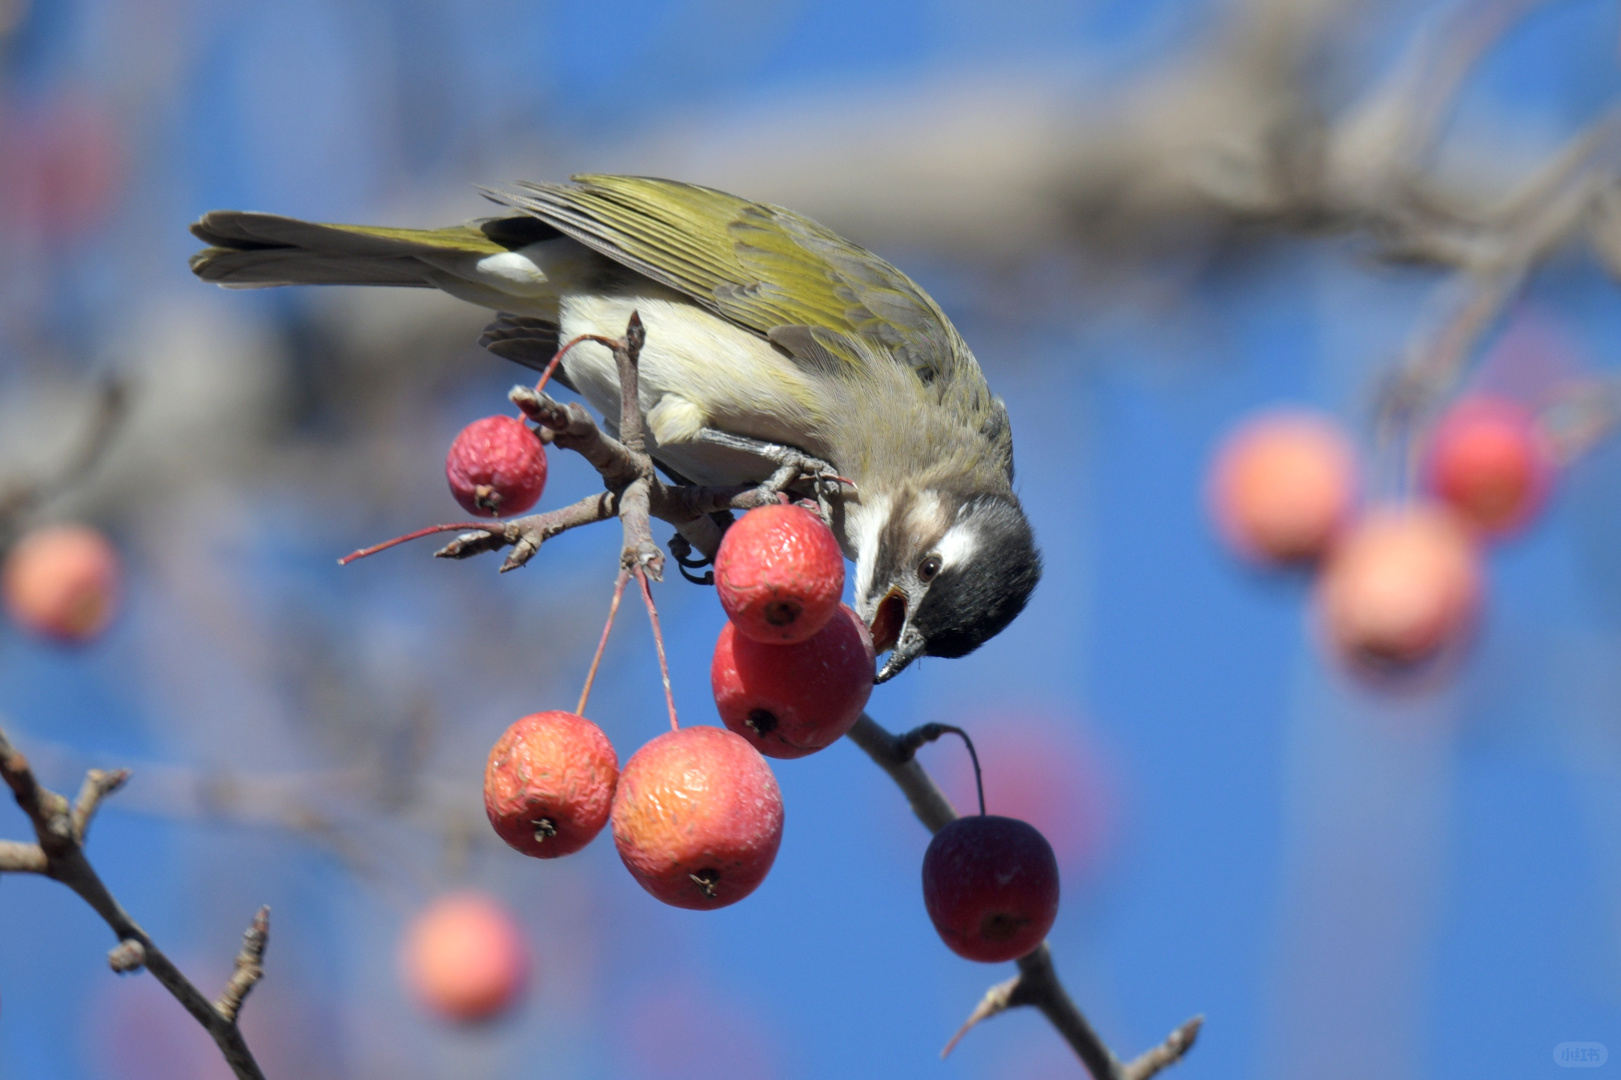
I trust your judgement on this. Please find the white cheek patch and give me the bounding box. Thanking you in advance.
[935,521,979,572]
[848,494,892,614]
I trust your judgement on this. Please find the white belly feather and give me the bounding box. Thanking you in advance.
[449,239,834,489]
[557,293,826,487]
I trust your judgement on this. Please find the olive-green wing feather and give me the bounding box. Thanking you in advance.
[483,175,976,386]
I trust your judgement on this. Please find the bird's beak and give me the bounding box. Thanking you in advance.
[869,586,906,653]
[871,586,926,683]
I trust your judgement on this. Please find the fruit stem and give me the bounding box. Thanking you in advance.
[533,333,622,395]
[577,568,630,716]
[894,723,985,816]
[337,522,494,565]
[949,726,986,816]
[634,566,679,731]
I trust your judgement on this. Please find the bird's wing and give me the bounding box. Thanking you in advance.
[483,175,974,387]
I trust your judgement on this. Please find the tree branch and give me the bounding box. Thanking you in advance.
[846,715,1201,1077]
[0,723,271,1080]
[0,375,130,540]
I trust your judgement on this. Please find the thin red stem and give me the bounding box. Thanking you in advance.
[633,567,679,731]
[576,569,629,716]
[337,522,493,565]
[535,334,622,394]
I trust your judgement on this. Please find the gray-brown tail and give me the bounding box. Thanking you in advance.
[188,211,559,289]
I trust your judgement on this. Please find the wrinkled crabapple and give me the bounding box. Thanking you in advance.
[445,415,547,517]
[1316,503,1482,673]
[1,523,121,643]
[485,711,618,858]
[922,815,1060,963]
[715,503,845,643]
[1208,409,1358,563]
[1423,396,1554,536]
[611,726,784,910]
[400,892,529,1022]
[711,603,874,758]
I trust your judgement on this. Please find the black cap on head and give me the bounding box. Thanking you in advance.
[911,494,1041,659]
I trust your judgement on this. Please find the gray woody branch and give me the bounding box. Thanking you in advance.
[0,722,270,1080]
[846,715,1202,1079]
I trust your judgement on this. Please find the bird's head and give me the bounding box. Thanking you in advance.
[848,488,1041,683]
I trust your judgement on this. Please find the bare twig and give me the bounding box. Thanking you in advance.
[0,722,270,1080]
[847,715,1201,1077]
[215,906,271,1024]
[71,767,130,843]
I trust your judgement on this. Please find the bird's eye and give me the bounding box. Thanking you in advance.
[918,554,943,582]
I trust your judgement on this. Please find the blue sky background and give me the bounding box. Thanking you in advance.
[3,1,1621,1078]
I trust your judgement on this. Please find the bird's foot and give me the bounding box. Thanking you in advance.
[694,429,854,520]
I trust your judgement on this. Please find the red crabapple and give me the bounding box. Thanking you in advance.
[484,711,618,858]
[1,524,121,643]
[715,503,845,643]
[922,815,1060,963]
[1423,396,1554,536]
[1208,410,1358,563]
[711,603,874,758]
[611,727,784,910]
[400,892,528,1022]
[1316,503,1482,673]
[445,415,547,517]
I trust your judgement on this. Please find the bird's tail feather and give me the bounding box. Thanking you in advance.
[479,313,567,380]
[187,212,551,289]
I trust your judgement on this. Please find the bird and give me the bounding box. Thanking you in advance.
[188,174,1040,682]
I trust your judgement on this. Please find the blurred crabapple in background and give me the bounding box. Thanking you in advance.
[922,814,1061,963]
[1422,396,1556,537]
[711,603,874,758]
[485,711,619,858]
[400,892,530,1023]
[445,415,548,517]
[1316,503,1483,677]
[1208,409,1358,564]
[611,726,784,910]
[2,523,121,643]
[714,503,845,644]
[0,92,121,244]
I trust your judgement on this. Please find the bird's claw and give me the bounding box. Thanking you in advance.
[668,533,715,586]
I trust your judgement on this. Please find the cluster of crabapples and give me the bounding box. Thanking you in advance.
[400,413,1065,1020]
[1208,395,1558,681]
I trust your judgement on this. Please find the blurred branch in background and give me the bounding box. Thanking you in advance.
[0,722,270,1080]
[607,0,1619,465]
[0,375,129,544]
[615,0,1591,260]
